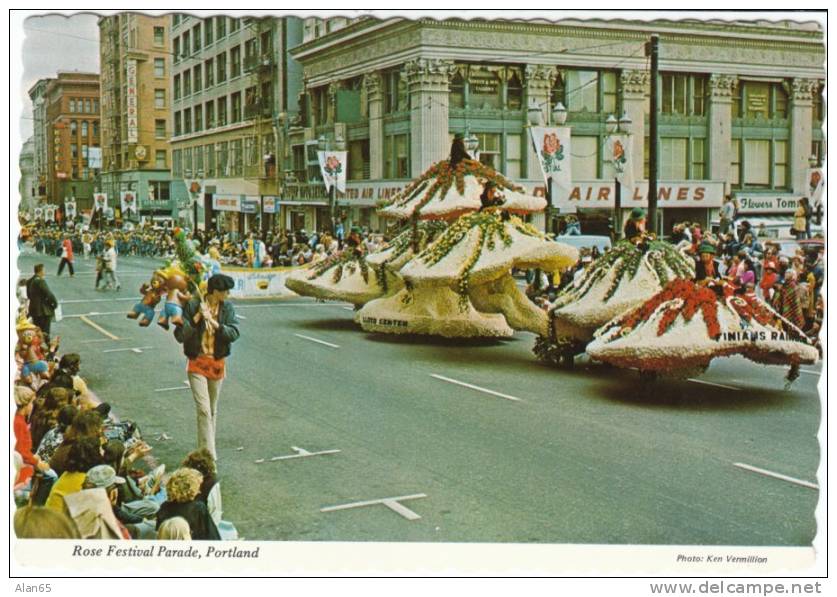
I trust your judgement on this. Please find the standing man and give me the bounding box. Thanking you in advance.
[102,239,120,291]
[57,236,75,277]
[719,195,735,235]
[26,263,59,340]
[174,274,239,460]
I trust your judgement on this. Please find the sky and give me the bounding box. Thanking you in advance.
[19,13,101,140]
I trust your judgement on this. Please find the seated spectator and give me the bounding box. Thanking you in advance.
[156,467,220,540]
[81,464,134,539]
[45,436,102,513]
[14,505,80,539]
[182,448,221,525]
[30,387,76,451]
[49,409,104,476]
[14,386,51,489]
[158,516,192,540]
[35,403,78,464]
[63,486,127,540]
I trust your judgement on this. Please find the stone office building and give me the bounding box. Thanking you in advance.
[285,16,824,236]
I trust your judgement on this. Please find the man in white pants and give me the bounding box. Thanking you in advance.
[102,239,120,291]
[174,274,239,460]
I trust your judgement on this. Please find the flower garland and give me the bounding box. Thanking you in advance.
[379,159,524,215]
[307,246,372,286]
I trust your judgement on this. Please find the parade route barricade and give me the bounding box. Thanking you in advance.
[221,265,301,299]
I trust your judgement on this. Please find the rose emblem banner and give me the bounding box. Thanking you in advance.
[807,167,824,206]
[64,199,76,220]
[45,206,56,222]
[605,134,635,198]
[529,127,572,194]
[318,151,347,193]
[120,190,138,215]
[34,207,43,221]
[93,193,108,212]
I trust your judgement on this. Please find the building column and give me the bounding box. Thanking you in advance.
[620,70,650,183]
[406,58,452,177]
[707,74,737,191]
[790,78,818,195]
[524,64,553,180]
[364,73,384,180]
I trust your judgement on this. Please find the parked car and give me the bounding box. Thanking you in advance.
[554,234,612,253]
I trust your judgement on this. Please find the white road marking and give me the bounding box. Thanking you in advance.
[237,314,247,320]
[268,446,341,462]
[61,297,136,304]
[798,369,821,376]
[341,306,354,311]
[154,381,191,393]
[687,378,740,391]
[79,315,120,340]
[236,303,353,309]
[78,338,117,344]
[293,333,340,349]
[102,346,153,354]
[430,374,522,402]
[733,462,818,490]
[320,494,427,521]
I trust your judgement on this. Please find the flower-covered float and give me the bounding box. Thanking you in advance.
[534,236,694,365]
[586,278,819,382]
[284,221,448,307]
[357,138,578,338]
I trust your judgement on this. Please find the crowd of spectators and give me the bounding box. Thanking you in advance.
[13,269,232,541]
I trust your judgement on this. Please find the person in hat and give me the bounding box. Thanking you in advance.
[174,273,240,460]
[25,263,58,340]
[623,208,646,241]
[695,241,721,283]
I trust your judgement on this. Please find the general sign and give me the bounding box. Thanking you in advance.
[548,181,724,211]
[735,194,800,214]
[212,195,241,212]
[126,59,139,144]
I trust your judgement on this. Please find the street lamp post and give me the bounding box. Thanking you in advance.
[606,112,633,241]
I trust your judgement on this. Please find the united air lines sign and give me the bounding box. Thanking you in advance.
[550,181,723,211]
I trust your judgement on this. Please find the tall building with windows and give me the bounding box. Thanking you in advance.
[285,17,824,236]
[19,137,37,214]
[169,14,303,235]
[99,14,186,223]
[27,78,53,205]
[44,72,101,214]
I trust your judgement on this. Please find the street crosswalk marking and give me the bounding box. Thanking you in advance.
[155,380,191,393]
[430,374,522,402]
[258,446,341,463]
[732,462,818,490]
[320,493,427,521]
[687,378,740,391]
[293,333,340,349]
[79,315,120,340]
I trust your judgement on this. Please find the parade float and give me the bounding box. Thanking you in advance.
[586,278,819,383]
[283,221,449,307]
[534,236,694,365]
[356,140,578,338]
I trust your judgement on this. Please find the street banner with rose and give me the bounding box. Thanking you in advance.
[93,193,108,212]
[120,191,138,215]
[64,199,77,220]
[529,126,572,195]
[318,151,348,193]
[605,134,635,198]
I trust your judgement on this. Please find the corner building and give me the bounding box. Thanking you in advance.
[285,17,824,236]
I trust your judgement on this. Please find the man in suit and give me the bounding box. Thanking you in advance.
[26,263,58,340]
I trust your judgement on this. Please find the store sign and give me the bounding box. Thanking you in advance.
[262,196,277,213]
[468,69,500,95]
[735,194,800,214]
[213,194,242,212]
[223,265,300,299]
[126,59,139,144]
[241,197,260,214]
[549,181,724,211]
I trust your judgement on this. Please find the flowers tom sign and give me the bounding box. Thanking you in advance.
[529,127,572,194]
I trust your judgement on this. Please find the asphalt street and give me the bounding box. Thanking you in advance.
[16,250,823,545]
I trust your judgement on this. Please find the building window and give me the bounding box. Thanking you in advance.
[206,101,215,128]
[506,69,523,110]
[155,89,166,108]
[181,31,190,59]
[194,106,203,132]
[572,136,599,179]
[450,71,465,109]
[173,74,181,100]
[151,181,170,201]
[217,52,227,83]
[475,133,501,169]
[505,134,522,179]
[773,140,788,189]
[230,45,241,78]
[183,147,193,177]
[173,37,180,63]
[260,30,272,55]
[81,121,88,137]
[193,65,202,92]
[231,139,242,176]
[348,139,370,180]
[216,16,226,39]
[173,149,182,177]
[206,143,216,177]
[70,120,78,136]
[154,58,165,78]
[155,119,166,138]
[93,122,99,138]
[691,138,706,179]
[660,138,688,179]
[383,69,407,114]
[153,26,165,46]
[743,139,770,187]
[735,81,789,120]
[217,97,227,126]
[195,144,205,176]
[565,70,598,112]
[218,141,229,176]
[661,74,709,116]
[384,133,409,178]
[155,150,167,169]
[205,58,214,87]
[174,111,182,136]
[192,24,201,52]
[813,84,824,123]
[71,143,78,159]
[85,99,92,113]
[229,18,239,33]
[183,108,192,134]
[244,38,258,71]
[204,18,213,45]
[312,87,328,125]
[231,92,242,123]
[183,70,191,96]
[69,99,76,112]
